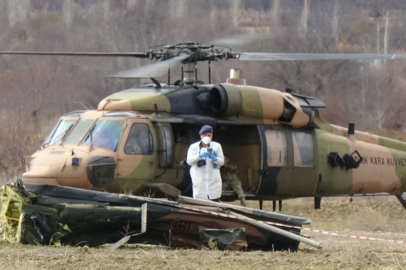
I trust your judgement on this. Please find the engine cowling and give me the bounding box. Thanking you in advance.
[209,83,313,128]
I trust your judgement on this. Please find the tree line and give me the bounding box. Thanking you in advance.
[1,0,406,180]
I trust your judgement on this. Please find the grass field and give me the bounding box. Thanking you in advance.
[1,197,406,270]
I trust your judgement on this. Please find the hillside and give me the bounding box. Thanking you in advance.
[2,0,406,178]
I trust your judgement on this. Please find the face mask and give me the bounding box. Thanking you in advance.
[202,136,211,145]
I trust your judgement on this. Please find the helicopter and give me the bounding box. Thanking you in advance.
[3,40,406,211]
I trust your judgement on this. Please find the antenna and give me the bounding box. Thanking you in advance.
[195,63,197,85]
[73,101,89,110]
[208,61,211,84]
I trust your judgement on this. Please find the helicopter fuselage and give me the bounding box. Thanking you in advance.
[22,83,406,203]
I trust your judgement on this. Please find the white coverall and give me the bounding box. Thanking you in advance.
[187,141,224,200]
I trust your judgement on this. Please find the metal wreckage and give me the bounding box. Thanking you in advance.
[0,180,321,251]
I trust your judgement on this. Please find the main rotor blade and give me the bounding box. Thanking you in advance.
[239,53,406,61]
[0,51,148,58]
[111,54,189,78]
[211,33,270,47]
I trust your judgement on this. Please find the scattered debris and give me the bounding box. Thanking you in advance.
[0,180,321,251]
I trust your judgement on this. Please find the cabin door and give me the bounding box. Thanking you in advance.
[285,129,318,196]
[116,120,156,186]
[257,125,290,196]
[257,126,318,197]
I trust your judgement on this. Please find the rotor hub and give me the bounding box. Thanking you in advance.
[148,42,238,63]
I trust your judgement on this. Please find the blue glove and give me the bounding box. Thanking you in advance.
[209,152,217,161]
[200,152,210,158]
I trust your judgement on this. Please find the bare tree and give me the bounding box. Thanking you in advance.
[3,0,406,181]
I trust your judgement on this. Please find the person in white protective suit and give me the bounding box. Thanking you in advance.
[187,125,224,201]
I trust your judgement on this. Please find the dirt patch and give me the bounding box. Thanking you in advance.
[1,197,406,270]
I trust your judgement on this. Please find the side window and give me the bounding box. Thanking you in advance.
[292,131,313,167]
[124,124,154,155]
[162,125,174,163]
[265,130,287,167]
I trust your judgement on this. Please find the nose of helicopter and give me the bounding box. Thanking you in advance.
[22,147,115,190]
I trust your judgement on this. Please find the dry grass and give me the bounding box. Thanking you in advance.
[1,197,406,269]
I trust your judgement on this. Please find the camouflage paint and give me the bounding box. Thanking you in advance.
[379,136,406,152]
[99,91,171,112]
[389,147,406,191]
[21,81,406,202]
[220,84,310,127]
[315,114,406,195]
[316,130,354,195]
[270,128,318,197]
[349,140,400,194]
[282,94,310,127]
[108,118,158,193]
[238,85,264,118]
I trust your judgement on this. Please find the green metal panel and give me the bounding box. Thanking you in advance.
[239,86,263,119]
[315,130,353,195]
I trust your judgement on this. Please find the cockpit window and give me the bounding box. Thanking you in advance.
[81,120,125,152]
[64,119,95,146]
[43,119,76,147]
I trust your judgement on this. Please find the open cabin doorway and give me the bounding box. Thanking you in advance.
[169,123,261,199]
[214,125,260,197]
